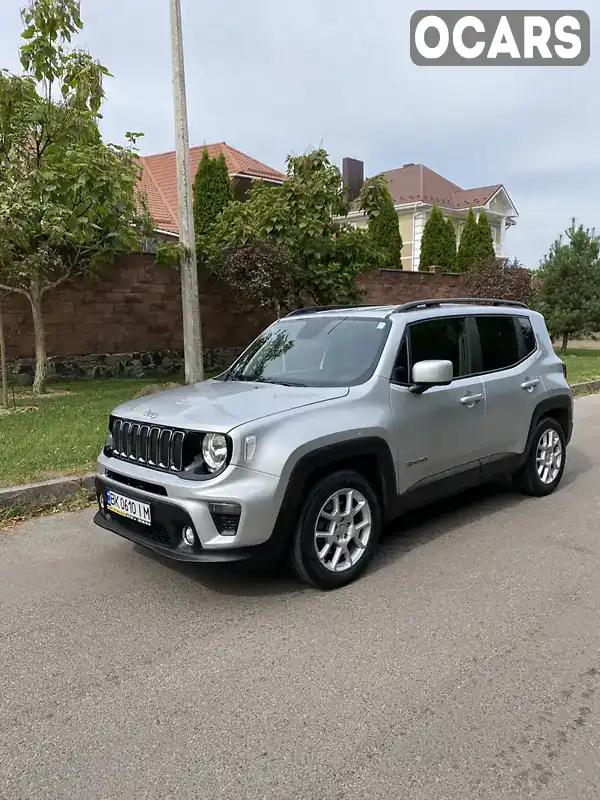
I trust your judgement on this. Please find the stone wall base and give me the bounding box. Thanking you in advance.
[8,348,241,386]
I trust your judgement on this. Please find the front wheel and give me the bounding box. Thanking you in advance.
[290,470,382,590]
[513,417,566,497]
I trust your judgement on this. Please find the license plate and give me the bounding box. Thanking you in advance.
[106,489,151,526]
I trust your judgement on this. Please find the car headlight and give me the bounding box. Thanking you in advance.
[202,433,229,472]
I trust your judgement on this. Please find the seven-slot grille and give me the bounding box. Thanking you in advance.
[111,418,186,472]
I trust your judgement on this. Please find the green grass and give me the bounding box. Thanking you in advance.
[559,349,600,385]
[0,378,185,487]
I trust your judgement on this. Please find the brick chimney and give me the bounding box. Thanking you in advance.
[342,157,364,203]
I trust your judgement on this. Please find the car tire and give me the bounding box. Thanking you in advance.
[290,469,382,590]
[512,417,566,497]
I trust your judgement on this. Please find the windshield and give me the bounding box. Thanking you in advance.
[220,316,391,388]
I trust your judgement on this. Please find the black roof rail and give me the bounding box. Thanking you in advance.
[388,297,529,316]
[286,304,380,317]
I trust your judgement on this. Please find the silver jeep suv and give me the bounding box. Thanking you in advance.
[94,298,573,590]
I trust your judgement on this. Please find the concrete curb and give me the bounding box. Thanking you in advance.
[571,379,600,394]
[0,474,95,511]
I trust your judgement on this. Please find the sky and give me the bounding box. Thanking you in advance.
[1,0,598,268]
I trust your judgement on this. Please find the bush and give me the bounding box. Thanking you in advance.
[464,257,536,306]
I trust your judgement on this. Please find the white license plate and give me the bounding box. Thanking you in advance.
[106,489,151,526]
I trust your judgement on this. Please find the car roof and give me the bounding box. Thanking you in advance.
[283,300,532,323]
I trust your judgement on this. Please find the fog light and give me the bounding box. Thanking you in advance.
[182,526,196,546]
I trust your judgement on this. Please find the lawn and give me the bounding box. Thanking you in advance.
[0,378,184,487]
[559,348,600,385]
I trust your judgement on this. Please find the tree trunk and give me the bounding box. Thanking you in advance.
[561,332,569,354]
[0,296,7,409]
[30,281,48,395]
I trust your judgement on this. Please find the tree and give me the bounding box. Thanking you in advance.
[537,220,600,352]
[208,148,385,308]
[476,210,496,265]
[0,0,146,394]
[465,257,536,306]
[445,218,457,269]
[455,207,480,272]
[193,147,233,239]
[419,205,456,271]
[219,239,297,317]
[358,175,402,268]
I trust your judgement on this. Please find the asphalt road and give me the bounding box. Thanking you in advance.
[2,395,600,800]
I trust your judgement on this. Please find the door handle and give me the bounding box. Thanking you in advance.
[521,378,540,392]
[460,393,483,407]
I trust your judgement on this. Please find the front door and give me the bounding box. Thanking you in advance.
[389,315,486,496]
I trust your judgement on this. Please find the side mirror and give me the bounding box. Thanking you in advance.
[409,360,453,394]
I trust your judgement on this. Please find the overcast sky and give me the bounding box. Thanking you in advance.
[1,0,597,267]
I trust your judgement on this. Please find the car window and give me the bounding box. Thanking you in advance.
[392,338,409,384]
[517,316,537,357]
[475,316,520,372]
[408,317,470,378]
[222,316,391,387]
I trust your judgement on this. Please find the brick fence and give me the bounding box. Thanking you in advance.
[3,254,469,380]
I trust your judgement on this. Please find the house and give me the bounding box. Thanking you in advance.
[341,158,518,271]
[138,142,285,238]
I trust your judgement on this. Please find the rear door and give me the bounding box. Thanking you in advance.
[389,315,486,495]
[473,313,542,462]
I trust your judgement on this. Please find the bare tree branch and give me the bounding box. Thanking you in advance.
[41,269,73,296]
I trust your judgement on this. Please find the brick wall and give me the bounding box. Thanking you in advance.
[3,255,469,362]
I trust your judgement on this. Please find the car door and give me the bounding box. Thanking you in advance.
[389,315,486,496]
[472,313,542,464]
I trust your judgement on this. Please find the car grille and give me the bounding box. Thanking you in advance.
[111,418,186,472]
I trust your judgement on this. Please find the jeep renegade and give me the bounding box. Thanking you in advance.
[94,298,573,590]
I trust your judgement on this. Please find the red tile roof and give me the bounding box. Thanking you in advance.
[354,163,504,211]
[138,142,285,234]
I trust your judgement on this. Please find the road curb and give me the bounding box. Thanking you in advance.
[0,474,95,511]
[571,379,600,395]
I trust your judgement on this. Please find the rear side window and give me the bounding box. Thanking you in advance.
[475,316,520,372]
[517,316,537,357]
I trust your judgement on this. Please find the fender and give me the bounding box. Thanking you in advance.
[519,393,573,466]
[266,437,398,562]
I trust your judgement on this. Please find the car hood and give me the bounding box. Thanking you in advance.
[110,379,349,433]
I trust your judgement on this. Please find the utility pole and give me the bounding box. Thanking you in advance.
[169,0,204,383]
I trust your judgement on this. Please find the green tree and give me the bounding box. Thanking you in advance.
[476,209,496,265]
[419,205,456,271]
[208,148,385,308]
[537,219,600,352]
[358,175,402,268]
[193,147,233,239]
[445,218,457,271]
[456,207,481,273]
[0,0,146,394]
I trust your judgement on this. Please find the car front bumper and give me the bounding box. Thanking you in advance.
[93,454,287,565]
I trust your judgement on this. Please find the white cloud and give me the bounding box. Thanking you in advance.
[0,0,598,267]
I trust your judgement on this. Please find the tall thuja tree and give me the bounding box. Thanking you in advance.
[419,205,456,271]
[193,147,233,238]
[359,175,402,268]
[445,217,457,270]
[476,209,496,265]
[537,219,600,352]
[0,0,146,394]
[456,207,480,272]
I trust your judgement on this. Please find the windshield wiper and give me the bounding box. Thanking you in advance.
[253,377,308,387]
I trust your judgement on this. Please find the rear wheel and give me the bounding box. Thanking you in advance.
[290,470,382,590]
[513,417,566,497]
